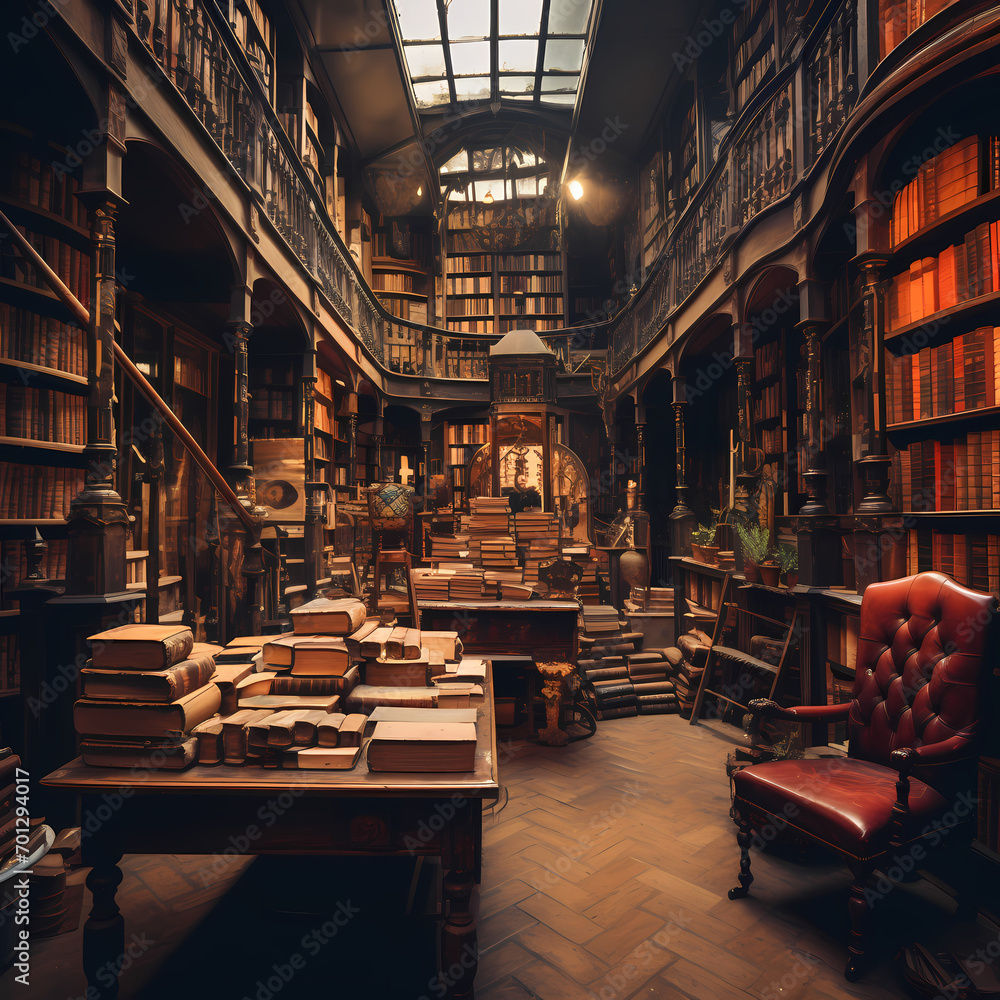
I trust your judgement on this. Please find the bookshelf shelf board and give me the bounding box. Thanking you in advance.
[313,389,335,406]
[499,312,563,318]
[889,186,1000,261]
[374,290,427,301]
[313,426,333,437]
[0,518,67,526]
[497,269,563,275]
[0,359,87,391]
[885,290,1000,350]
[0,275,63,308]
[0,436,86,454]
[886,404,1000,435]
[0,195,89,241]
[371,260,427,277]
[445,292,494,298]
[899,509,1000,519]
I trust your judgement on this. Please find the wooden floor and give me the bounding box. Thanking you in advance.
[7,712,996,998]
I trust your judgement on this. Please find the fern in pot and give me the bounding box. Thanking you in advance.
[735,522,769,583]
[776,543,799,589]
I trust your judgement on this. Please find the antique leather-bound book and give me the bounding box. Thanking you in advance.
[88,624,195,670]
[73,683,222,738]
[290,597,366,636]
[81,654,217,703]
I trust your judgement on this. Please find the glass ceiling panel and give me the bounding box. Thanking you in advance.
[446,1,491,39]
[395,0,441,41]
[543,37,585,72]
[404,44,447,79]
[412,79,450,107]
[541,74,579,93]
[548,0,592,34]
[498,0,544,36]
[391,0,595,110]
[440,150,469,173]
[498,38,538,72]
[450,41,490,76]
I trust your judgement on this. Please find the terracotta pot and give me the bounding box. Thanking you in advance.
[701,545,720,565]
[690,543,705,562]
[759,564,780,588]
[785,571,799,590]
[743,560,761,583]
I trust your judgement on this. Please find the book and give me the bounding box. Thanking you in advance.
[235,671,277,700]
[290,597,366,636]
[343,619,381,656]
[238,694,342,712]
[73,683,222,738]
[359,626,394,659]
[291,746,360,769]
[367,720,477,772]
[366,651,433,688]
[78,736,198,770]
[80,654,216,702]
[317,712,346,747]
[211,662,256,714]
[289,639,352,676]
[433,657,487,684]
[270,665,359,697]
[385,626,408,659]
[222,709,274,765]
[213,646,265,666]
[190,717,225,765]
[337,713,368,748]
[262,633,331,668]
[88,625,194,670]
[367,706,478,725]
[292,710,332,746]
[418,631,464,661]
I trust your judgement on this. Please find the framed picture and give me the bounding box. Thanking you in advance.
[252,437,306,522]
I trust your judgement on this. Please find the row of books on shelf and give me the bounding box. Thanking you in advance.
[447,319,492,333]
[9,226,90,307]
[888,222,1000,330]
[0,463,83,520]
[760,425,783,455]
[896,432,1000,511]
[497,253,561,271]
[732,0,769,42]
[378,297,426,323]
[0,305,86,377]
[2,149,89,228]
[250,388,296,421]
[755,339,781,380]
[499,274,562,293]
[499,318,562,332]
[372,272,416,293]
[889,136,989,247]
[0,635,17,694]
[445,254,492,274]
[499,296,562,314]
[736,49,774,109]
[250,364,294,387]
[908,529,998,596]
[174,354,208,394]
[886,326,998,423]
[447,275,491,295]
[448,423,487,445]
[734,2,772,76]
[0,384,86,445]
[446,299,493,317]
[753,382,781,422]
[314,400,336,437]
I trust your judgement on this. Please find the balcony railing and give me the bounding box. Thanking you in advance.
[130,0,857,384]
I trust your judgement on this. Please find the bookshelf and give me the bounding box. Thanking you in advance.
[372,217,432,336]
[0,124,94,689]
[442,420,489,511]
[884,131,1000,595]
[732,0,775,113]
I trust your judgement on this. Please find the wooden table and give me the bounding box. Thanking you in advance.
[419,600,579,744]
[42,672,499,1000]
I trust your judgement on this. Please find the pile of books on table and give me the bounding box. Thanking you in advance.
[430,534,470,561]
[464,496,510,538]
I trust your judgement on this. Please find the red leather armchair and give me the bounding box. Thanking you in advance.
[729,572,998,980]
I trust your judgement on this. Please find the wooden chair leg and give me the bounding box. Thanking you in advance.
[845,863,875,981]
[729,811,755,899]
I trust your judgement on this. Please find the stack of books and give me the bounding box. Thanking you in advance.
[624,586,676,614]
[670,627,715,718]
[480,538,518,570]
[430,534,471,560]
[581,606,622,634]
[74,625,222,769]
[465,496,510,538]
[449,569,485,600]
[512,510,559,540]
[411,568,452,601]
[523,538,559,586]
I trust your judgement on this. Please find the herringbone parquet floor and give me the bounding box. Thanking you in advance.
[476,715,990,1000]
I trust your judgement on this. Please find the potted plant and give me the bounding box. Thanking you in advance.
[758,550,781,588]
[735,522,769,583]
[776,544,799,589]
[690,521,720,564]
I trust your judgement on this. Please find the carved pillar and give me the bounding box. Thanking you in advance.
[302,363,323,599]
[347,413,358,488]
[669,375,696,556]
[796,317,840,586]
[227,320,253,494]
[67,196,130,597]
[635,420,646,511]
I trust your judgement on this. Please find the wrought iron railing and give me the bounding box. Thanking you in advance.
[130,0,858,383]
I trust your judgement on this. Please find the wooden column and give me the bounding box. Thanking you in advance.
[302,359,323,599]
[669,375,695,556]
[227,319,253,494]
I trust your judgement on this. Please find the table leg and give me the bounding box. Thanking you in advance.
[441,802,480,998]
[83,842,125,1000]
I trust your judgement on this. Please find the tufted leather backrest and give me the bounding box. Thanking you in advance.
[849,572,997,770]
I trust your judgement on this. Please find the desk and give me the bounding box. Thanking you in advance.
[419,600,579,745]
[42,672,499,1000]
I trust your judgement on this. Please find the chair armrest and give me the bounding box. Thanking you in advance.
[889,737,976,778]
[748,698,852,724]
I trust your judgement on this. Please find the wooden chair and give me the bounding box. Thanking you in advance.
[729,572,998,980]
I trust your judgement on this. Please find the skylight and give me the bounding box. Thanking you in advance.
[391,0,596,111]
